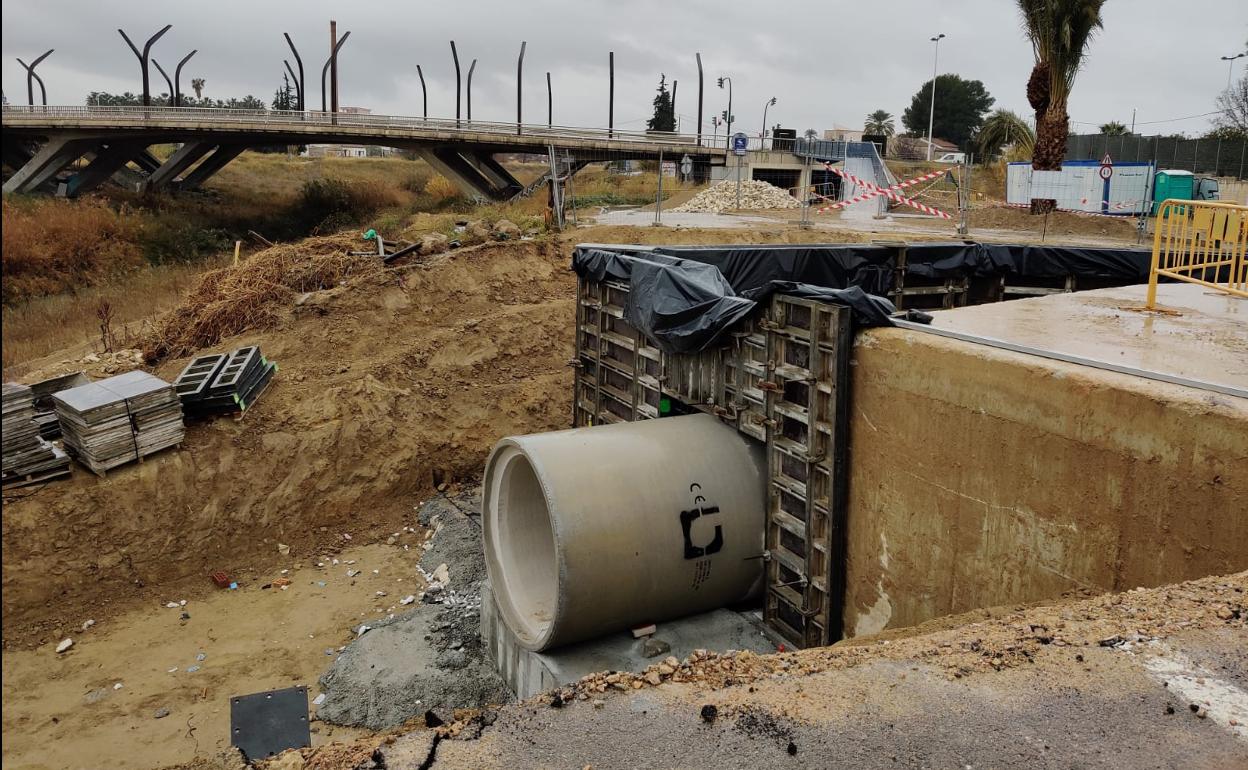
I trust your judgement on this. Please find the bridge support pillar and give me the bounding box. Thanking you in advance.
[131,149,162,174]
[2,134,94,194]
[141,141,214,193]
[178,144,245,190]
[418,147,524,201]
[59,141,150,197]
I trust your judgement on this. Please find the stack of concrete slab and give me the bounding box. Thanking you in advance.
[53,371,184,475]
[2,382,71,486]
[173,345,277,418]
[28,371,91,440]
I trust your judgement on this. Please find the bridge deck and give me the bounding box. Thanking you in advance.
[1,106,726,161]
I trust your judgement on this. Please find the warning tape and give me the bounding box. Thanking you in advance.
[820,165,953,219]
[816,166,946,212]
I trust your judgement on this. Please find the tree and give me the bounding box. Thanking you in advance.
[900,74,994,150]
[1215,73,1248,134]
[864,110,896,136]
[803,128,819,141]
[977,109,1036,160]
[191,78,205,99]
[1098,121,1127,135]
[1018,0,1107,213]
[272,73,296,112]
[646,74,675,133]
[84,92,267,110]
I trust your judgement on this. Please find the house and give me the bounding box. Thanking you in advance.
[305,144,369,158]
[823,124,865,143]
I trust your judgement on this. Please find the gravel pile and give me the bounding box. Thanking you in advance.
[673,180,800,213]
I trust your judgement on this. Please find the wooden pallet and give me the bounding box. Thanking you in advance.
[2,465,72,488]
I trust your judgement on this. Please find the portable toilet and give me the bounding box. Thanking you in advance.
[1152,169,1194,214]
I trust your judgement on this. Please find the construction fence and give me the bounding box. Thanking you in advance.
[1067,133,1248,180]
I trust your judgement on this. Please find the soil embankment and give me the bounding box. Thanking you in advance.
[2,237,576,648]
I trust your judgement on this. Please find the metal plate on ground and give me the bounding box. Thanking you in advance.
[229,685,310,762]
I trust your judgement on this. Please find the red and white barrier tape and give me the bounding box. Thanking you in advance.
[816,165,946,212]
[820,165,953,219]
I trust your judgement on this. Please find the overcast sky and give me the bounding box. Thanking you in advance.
[3,0,1245,137]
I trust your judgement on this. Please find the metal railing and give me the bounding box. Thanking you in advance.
[1146,199,1248,307]
[1,104,727,151]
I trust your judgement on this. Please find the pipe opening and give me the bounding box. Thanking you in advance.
[490,448,558,647]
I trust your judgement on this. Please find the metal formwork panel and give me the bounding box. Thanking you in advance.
[573,280,851,650]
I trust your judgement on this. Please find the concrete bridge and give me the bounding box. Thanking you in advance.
[0,105,727,199]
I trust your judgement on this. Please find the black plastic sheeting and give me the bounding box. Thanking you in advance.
[571,242,1152,355]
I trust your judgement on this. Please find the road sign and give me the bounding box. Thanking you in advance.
[732,132,748,155]
[680,154,693,176]
[1098,164,1113,180]
[1100,153,1113,166]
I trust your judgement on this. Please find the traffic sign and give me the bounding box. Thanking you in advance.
[680,154,693,176]
[1100,153,1113,166]
[1098,164,1113,180]
[732,133,749,155]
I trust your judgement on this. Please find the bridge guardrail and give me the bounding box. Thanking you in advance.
[1,105,728,151]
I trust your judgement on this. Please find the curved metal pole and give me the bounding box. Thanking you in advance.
[608,51,614,138]
[696,53,703,146]
[152,59,174,105]
[119,25,172,107]
[516,41,526,135]
[17,50,53,106]
[672,79,678,131]
[417,64,428,119]
[320,30,350,112]
[450,41,461,127]
[284,60,302,110]
[173,49,196,106]
[283,33,304,111]
[546,71,552,128]
[467,59,477,122]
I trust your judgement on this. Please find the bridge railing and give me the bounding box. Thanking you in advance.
[2,104,729,151]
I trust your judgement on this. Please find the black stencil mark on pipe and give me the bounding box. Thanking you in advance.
[680,505,723,560]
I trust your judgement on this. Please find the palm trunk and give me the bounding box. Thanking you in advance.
[1030,105,1068,214]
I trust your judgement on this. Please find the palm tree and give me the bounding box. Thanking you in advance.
[1018,0,1107,213]
[803,128,819,141]
[1098,120,1127,135]
[864,109,895,136]
[191,78,205,99]
[978,109,1036,160]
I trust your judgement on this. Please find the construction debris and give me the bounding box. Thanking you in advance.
[52,371,185,476]
[2,382,71,487]
[672,180,800,213]
[174,345,278,418]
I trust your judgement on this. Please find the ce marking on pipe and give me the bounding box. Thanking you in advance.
[681,483,724,561]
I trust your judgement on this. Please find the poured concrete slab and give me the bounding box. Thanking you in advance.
[482,581,775,699]
[924,283,1247,391]
[844,284,1248,638]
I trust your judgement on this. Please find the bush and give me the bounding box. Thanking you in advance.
[294,178,403,234]
[423,174,461,202]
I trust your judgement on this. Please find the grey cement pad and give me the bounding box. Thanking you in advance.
[483,579,776,699]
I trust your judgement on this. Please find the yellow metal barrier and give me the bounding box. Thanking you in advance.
[1146,199,1248,308]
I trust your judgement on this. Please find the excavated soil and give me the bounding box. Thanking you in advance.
[2,237,576,650]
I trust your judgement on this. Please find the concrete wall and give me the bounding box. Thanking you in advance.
[843,328,1248,637]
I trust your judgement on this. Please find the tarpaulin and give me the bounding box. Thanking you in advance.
[572,247,895,354]
[571,242,1152,355]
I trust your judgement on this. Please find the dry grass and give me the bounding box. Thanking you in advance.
[2,197,146,302]
[2,261,216,376]
[142,234,383,361]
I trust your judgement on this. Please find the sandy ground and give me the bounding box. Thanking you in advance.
[0,538,437,770]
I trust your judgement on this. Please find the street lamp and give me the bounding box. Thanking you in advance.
[1222,53,1246,89]
[761,96,776,145]
[717,75,733,139]
[926,33,945,161]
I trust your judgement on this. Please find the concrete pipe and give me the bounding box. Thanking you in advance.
[483,414,766,652]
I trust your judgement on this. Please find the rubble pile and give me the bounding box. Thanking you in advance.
[673,180,801,213]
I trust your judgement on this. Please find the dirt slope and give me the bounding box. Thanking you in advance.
[2,238,575,648]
